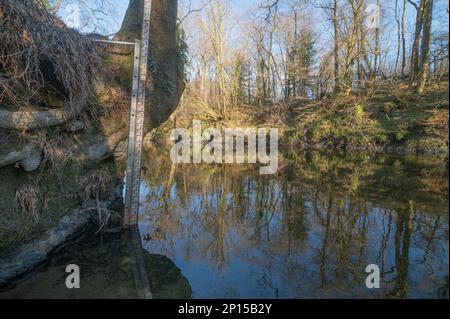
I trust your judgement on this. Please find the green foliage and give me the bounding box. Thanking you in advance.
[177,27,189,79]
[354,104,365,122]
[285,31,316,98]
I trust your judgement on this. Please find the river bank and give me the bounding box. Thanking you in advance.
[0,159,125,288]
[153,79,448,157]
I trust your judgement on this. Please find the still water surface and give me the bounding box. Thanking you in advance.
[139,148,449,299]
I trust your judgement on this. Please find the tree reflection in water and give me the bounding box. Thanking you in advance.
[139,146,449,299]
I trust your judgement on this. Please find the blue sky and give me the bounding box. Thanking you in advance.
[56,0,448,69]
[56,0,273,34]
[56,0,448,38]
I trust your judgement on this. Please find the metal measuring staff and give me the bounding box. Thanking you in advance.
[123,0,152,228]
[93,39,141,228]
[92,2,151,228]
[91,38,141,229]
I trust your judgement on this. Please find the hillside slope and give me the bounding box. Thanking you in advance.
[282,80,448,155]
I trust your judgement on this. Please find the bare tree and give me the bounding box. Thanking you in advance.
[409,0,427,80]
[401,0,407,76]
[417,0,434,93]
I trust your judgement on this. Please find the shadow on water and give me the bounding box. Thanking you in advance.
[138,146,449,299]
[0,233,192,299]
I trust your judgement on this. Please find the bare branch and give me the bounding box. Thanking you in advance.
[178,0,213,26]
[407,0,419,10]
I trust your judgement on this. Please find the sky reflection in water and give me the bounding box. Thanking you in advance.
[138,148,449,299]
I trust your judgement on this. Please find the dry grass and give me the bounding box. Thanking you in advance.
[14,184,40,224]
[78,168,112,201]
[39,137,70,172]
[78,168,121,233]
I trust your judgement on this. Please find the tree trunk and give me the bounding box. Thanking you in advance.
[116,0,185,132]
[395,0,401,78]
[373,0,381,80]
[410,0,426,80]
[417,0,433,94]
[333,0,340,92]
[401,0,407,77]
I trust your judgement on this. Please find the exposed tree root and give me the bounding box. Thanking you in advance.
[76,125,128,163]
[0,124,127,171]
[0,141,41,172]
[0,102,84,131]
[0,0,100,111]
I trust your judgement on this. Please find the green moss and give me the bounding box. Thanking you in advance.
[355,104,365,121]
